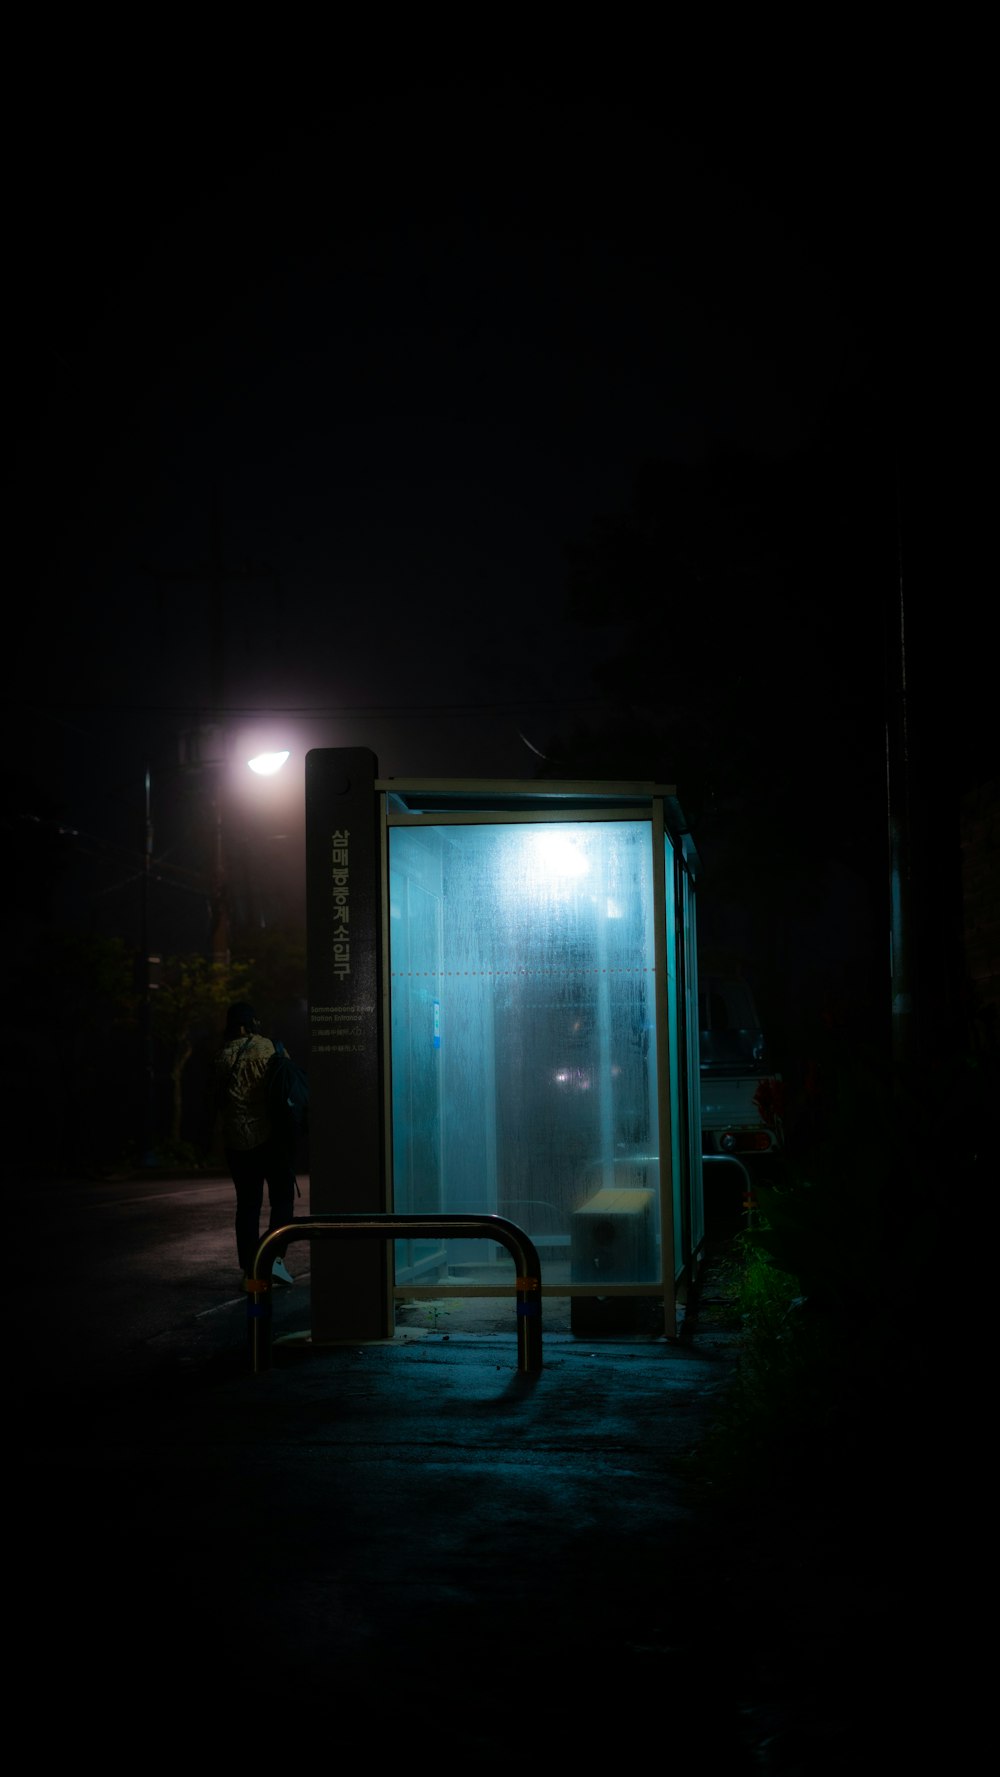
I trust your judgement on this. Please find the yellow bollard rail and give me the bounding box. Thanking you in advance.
[248,1214,543,1375]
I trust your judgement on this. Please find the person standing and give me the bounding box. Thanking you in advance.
[216,1001,296,1289]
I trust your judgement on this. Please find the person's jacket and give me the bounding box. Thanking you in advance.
[216,1032,276,1151]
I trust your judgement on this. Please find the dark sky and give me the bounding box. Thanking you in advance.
[9,74,990,1020]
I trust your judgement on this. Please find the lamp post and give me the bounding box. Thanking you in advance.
[139,741,291,1163]
[212,749,291,963]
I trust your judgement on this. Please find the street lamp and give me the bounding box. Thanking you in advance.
[248,750,291,777]
[139,741,292,1161]
[211,746,292,965]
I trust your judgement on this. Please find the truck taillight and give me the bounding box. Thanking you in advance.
[721,1130,774,1153]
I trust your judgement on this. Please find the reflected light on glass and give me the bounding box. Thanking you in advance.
[553,1067,592,1090]
[528,831,591,878]
[247,751,291,776]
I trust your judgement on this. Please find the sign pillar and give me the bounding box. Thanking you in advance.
[305,747,391,1341]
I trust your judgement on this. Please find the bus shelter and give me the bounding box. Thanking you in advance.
[304,749,704,1343]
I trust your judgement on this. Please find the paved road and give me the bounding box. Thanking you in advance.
[10,1170,959,1770]
[12,1170,313,1397]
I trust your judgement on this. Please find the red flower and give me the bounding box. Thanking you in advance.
[753,1077,786,1130]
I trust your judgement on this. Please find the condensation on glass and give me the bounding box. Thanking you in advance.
[388,819,662,1288]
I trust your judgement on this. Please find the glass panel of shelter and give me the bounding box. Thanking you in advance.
[387,817,661,1290]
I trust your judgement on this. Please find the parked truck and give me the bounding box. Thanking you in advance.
[698,971,784,1171]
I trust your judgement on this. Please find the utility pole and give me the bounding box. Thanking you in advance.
[885,486,913,1083]
[139,762,160,1164]
[210,767,229,968]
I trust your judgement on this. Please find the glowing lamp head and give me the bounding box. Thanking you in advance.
[247,751,290,777]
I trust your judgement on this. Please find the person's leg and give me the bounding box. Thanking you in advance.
[228,1147,266,1274]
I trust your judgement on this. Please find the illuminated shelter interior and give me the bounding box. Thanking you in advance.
[304,756,703,1341]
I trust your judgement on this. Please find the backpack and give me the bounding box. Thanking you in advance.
[265,1043,310,1142]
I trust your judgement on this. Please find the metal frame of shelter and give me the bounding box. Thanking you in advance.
[304,749,704,1346]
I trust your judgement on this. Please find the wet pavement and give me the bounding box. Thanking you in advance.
[13,1228,962,1768]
